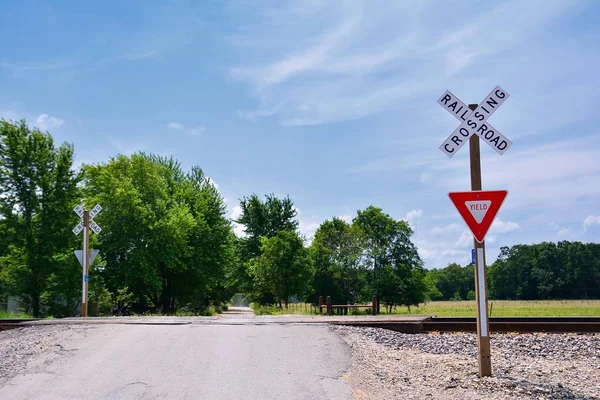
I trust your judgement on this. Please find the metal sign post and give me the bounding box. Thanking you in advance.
[437,87,512,378]
[73,204,102,317]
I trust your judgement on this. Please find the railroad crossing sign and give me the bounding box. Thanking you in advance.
[73,204,102,235]
[437,86,513,378]
[438,86,512,157]
[72,204,102,317]
[449,190,508,243]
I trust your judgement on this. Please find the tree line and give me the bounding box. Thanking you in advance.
[0,119,426,317]
[425,241,600,301]
[1,120,599,317]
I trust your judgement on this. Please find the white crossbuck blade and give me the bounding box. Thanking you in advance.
[89,220,102,234]
[73,204,84,218]
[72,221,83,235]
[89,204,102,219]
[438,86,512,158]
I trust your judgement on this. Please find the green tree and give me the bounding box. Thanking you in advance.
[249,230,313,308]
[0,120,80,317]
[83,153,234,314]
[353,206,425,312]
[236,194,298,259]
[488,241,600,300]
[433,263,474,301]
[310,217,365,306]
[233,193,299,297]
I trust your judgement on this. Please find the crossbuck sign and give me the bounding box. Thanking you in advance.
[438,86,512,157]
[72,204,102,317]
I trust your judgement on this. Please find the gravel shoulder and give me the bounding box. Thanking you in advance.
[0,325,96,385]
[332,326,600,400]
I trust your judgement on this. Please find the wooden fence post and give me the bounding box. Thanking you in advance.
[372,296,377,315]
[326,296,332,316]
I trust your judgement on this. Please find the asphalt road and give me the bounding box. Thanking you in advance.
[0,313,351,399]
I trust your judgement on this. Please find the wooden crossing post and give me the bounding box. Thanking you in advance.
[468,104,492,377]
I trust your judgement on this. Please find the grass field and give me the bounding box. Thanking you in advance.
[254,300,600,317]
[379,300,600,317]
[0,311,33,319]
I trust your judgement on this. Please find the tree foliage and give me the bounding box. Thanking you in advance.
[0,120,81,317]
[232,193,299,299]
[309,207,425,312]
[83,153,235,314]
[489,241,600,300]
[353,206,426,311]
[249,230,312,307]
[310,217,364,305]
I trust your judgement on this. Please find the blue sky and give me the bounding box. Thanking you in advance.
[1,0,599,269]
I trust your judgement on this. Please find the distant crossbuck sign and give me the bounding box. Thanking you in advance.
[438,86,512,158]
[72,204,102,236]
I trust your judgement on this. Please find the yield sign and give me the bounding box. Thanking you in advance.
[449,190,508,243]
[74,249,100,267]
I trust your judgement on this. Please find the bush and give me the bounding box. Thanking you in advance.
[251,303,282,315]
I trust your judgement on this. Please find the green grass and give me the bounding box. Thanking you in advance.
[0,311,34,319]
[251,302,318,316]
[378,300,600,317]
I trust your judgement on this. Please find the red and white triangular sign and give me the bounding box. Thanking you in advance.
[448,190,508,243]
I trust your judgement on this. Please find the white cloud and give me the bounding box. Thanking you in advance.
[455,230,473,248]
[189,126,205,136]
[228,0,580,126]
[490,219,520,234]
[203,177,219,192]
[338,215,353,223]
[167,122,185,129]
[231,205,242,220]
[0,110,19,121]
[36,114,64,130]
[229,205,246,237]
[405,209,423,222]
[299,218,320,244]
[549,222,571,238]
[167,122,204,136]
[556,228,571,238]
[431,223,462,235]
[583,215,600,230]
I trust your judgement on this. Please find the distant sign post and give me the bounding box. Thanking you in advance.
[437,87,511,378]
[73,204,102,317]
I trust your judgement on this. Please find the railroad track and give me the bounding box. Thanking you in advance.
[0,319,42,332]
[423,316,600,333]
[334,316,600,334]
[2,317,600,334]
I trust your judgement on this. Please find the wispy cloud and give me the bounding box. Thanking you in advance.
[1,59,78,73]
[0,110,20,121]
[167,122,185,129]
[166,122,204,136]
[229,204,246,237]
[583,215,600,230]
[36,114,64,130]
[189,126,205,136]
[432,223,462,235]
[228,0,582,126]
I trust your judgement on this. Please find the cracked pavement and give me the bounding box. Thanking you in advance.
[0,314,351,400]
